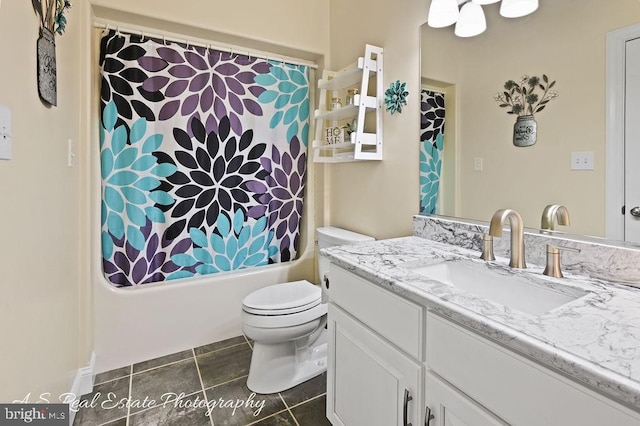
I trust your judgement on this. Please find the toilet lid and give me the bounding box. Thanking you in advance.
[242,280,321,313]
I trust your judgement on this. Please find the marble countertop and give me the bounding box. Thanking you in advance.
[321,236,640,411]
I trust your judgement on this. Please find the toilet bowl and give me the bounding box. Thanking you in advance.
[241,227,374,394]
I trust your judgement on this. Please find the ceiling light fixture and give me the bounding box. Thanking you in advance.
[427,0,460,28]
[455,2,487,37]
[428,0,538,37]
[499,0,539,18]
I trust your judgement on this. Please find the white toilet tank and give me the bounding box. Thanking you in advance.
[316,227,374,284]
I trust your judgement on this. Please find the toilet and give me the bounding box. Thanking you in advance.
[241,226,375,394]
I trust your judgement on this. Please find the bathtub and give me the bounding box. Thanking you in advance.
[93,237,315,373]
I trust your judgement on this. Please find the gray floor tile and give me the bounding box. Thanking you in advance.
[290,395,330,426]
[72,377,129,425]
[133,349,193,373]
[94,366,130,385]
[197,342,252,389]
[194,336,248,356]
[101,418,127,426]
[205,377,285,425]
[130,358,202,414]
[250,410,297,425]
[280,372,326,407]
[129,391,211,426]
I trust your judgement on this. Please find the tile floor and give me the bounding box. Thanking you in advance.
[73,336,330,426]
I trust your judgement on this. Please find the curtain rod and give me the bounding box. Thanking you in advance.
[423,87,446,95]
[93,22,318,69]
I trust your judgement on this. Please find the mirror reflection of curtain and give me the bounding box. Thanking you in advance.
[420,89,446,214]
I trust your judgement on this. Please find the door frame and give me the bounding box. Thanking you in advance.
[606,23,640,240]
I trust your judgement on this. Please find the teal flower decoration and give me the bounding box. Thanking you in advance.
[255,63,310,145]
[384,80,409,115]
[169,209,278,279]
[419,133,444,214]
[100,100,177,258]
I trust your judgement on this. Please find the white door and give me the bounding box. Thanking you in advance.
[625,37,640,242]
[424,371,507,426]
[326,304,422,426]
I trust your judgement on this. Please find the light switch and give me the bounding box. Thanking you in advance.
[473,157,483,172]
[0,103,11,160]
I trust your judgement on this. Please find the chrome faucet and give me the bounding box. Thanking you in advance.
[541,204,570,231]
[489,209,526,268]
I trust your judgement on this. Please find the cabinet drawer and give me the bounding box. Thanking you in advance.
[426,311,640,426]
[328,265,424,360]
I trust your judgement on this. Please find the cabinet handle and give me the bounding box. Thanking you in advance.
[323,274,330,289]
[424,406,434,426]
[403,389,413,426]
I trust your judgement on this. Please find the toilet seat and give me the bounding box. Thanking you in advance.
[242,281,326,329]
[242,280,321,315]
[242,303,327,329]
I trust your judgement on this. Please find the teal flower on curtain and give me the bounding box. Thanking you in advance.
[420,133,444,214]
[100,100,177,258]
[255,63,310,145]
[169,209,278,280]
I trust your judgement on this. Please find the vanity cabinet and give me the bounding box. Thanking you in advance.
[326,266,424,426]
[313,44,383,163]
[326,262,640,426]
[424,371,506,426]
[425,311,640,426]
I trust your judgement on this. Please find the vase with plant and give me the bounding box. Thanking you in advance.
[31,0,71,106]
[494,74,558,147]
[31,0,72,35]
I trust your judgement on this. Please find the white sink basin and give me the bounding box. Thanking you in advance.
[408,260,588,315]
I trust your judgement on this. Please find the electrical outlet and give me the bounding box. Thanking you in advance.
[473,157,483,172]
[571,151,594,170]
[0,103,12,161]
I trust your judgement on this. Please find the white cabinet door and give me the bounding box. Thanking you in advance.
[424,371,507,426]
[327,304,423,426]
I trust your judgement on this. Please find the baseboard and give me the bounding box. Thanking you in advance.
[68,351,95,425]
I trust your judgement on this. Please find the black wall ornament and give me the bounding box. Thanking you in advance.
[31,0,71,107]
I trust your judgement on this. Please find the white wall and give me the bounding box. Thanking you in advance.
[326,0,427,240]
[0,0,88,401]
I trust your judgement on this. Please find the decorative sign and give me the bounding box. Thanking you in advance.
[37,27,57,106]
[325,126,344,145]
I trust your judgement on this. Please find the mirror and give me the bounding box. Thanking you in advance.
[420,0,640,238]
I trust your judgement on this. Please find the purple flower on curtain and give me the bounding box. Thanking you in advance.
[103,218,194,286]
[138,45,271,135]
[247,136,306,262]
[157,115,268,242]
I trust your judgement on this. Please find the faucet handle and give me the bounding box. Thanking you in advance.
[479,233,495,261]
[543,244,581,278]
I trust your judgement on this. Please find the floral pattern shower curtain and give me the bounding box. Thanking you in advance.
[420,89,446,214]
[99,30,310,287]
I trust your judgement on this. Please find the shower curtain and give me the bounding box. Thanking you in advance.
[99,30,310,287]
[420,89,446,214]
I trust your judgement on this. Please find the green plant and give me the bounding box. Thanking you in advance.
[31,0,72,35]
[494,74,558,116]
